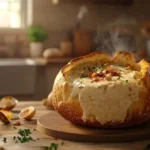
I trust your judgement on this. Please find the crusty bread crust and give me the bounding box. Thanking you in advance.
[51,51,150,128]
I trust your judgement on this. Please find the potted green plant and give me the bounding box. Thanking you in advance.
[27,26,47,57]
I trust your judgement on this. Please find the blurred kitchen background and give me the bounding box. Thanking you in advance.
[0,0,150,100]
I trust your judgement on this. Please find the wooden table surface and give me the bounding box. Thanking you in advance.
[0,101,150,150]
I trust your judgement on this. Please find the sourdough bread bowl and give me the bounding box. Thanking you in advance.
[49,51,150,128]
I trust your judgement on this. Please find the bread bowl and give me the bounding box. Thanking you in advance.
[50,51,150,128]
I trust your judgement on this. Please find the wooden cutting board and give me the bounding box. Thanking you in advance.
[37,111,150,143]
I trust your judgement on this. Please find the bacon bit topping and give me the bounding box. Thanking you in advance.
[91,77,104,82]
[81,64,122,79]
[105,67,120,77]
[91,72,104,78]
[105,69,110,74]
[125,66,131,70]
[111,71,120,76]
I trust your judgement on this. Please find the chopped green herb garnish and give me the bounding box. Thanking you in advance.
[51,143,58,149]
[3,137,7,143]
[18,129,31,136]
[94,67,100,73]
[16,135,33,143]
[41,146,49,150]
[61,141,64,145]
[95,68,99,72]
[41,143,58,150]
[13,126,17,129]
[101,68,104,72]
[125,80,128,83]
[117,76,120,80]
[12,128,40,144]
[13,129,35,143]
[80,73,88,78]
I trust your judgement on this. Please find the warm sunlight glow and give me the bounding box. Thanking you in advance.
[0,0,21,28]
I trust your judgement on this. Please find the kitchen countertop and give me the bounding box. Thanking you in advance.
[1,101,150,150]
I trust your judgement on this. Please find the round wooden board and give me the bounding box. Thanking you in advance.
[37,111,150,143]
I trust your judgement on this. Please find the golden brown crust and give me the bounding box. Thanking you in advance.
[51,51,150,128]
[62,52,111,76]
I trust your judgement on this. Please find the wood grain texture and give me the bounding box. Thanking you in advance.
[37,111,150,143]
[0,101,150,150]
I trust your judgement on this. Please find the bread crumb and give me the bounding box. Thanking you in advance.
[12,121,21,126]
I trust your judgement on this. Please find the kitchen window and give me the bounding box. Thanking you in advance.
[0,0,27,28]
